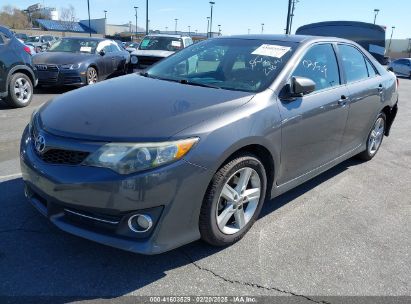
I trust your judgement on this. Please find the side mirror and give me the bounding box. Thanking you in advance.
[291,76,316,96]
[280,76,316,101]
[99,49,106,56]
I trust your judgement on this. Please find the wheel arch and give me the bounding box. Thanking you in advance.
[213,142,276,199]
[6,65,36,92]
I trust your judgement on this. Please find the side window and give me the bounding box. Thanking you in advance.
[291,44,340,92]
[109,43,119,52]
[365,59,377,77]
[339,44,369,83]
[103,44,112,53]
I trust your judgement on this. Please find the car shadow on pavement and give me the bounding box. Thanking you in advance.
[0,158,362,300]
[34,86,77,95]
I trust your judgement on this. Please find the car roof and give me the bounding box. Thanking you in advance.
[146,34,188,39]
[221,34,354,44]
[60,36,106,42]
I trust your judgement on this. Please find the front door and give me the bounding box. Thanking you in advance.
[277,43,350,184]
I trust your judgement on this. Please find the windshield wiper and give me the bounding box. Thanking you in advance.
[139,73,220,89]
[179,79,220,89]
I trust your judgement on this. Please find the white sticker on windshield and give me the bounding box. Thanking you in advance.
[171,41,182,47]
[252,44,291,58]
[80,46,92,53]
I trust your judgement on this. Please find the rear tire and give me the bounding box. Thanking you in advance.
[357,112,386,161]
[5,73,33,108]
[199,153,267,247]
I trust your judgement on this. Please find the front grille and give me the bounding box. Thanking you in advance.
[39,149,90,165]
[36,64,59,72]
[36,64,59,83]
[137,56,164,69]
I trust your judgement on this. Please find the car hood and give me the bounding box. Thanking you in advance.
[131,50,174,58]
[38,74,254,141]
[33,52,95,65]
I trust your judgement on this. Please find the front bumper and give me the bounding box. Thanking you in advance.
[37,68,87,86]
[20,126,210,254]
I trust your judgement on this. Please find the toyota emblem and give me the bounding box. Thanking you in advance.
[34,135,46,154]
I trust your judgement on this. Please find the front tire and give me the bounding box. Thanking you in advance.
[357,112,386,161]
[5,73,33,108]
[199,153,267,247]
[86,67,98,85]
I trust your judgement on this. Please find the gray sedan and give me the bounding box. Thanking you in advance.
[20,35,398,254]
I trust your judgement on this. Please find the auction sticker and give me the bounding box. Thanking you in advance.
[80,46,92,53]
[252,44,291,58]
[171,40,182,47]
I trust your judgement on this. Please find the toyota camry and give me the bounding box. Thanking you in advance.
[20,35,398,254]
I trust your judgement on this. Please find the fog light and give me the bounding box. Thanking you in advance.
[128,214,153,233]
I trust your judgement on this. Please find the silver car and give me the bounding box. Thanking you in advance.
[21,35,398,254]
[388,58,411,78]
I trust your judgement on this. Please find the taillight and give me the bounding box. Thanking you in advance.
[23,46,31,55]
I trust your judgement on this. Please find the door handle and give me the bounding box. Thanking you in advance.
[377,84,383,94]
[338,95,349,106]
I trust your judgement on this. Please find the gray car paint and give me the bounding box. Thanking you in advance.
[20,35,398,254]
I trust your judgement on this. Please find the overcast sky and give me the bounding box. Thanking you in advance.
[7,0,411,38]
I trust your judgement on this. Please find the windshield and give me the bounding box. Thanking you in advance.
[48,38,99,53]
[138,36,183,51]
[27,36,40,42]
[147,38,297,93]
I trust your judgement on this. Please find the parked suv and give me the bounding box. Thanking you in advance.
[129,34,193,72]
[26,35,57,52]
[0,25,38,107]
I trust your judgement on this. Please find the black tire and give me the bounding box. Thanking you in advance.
[86,67,98,85]
[357,112,386,161]
[5,73,33,108]
[199,153,267,247]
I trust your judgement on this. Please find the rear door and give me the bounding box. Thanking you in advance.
[337,44,384,152]
[0,34,7,92]
[277,43,350,184]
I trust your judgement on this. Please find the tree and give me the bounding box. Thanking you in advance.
[0,5,30,29]
[60,5,77,31]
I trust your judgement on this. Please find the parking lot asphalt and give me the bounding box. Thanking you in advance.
[0,79,410,302]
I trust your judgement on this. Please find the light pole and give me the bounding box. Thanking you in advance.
[175,18,178,34]
[206,17,210,38]
[188,25,191,36]
[104,10,107,19]
[209,2,215,38]
[134,6,138,34]
[165,26,168,32]
[87,0,92,37]
[387,26,395,54]
[289,0,299,34]
[218,24,221,36]
[373,9,380,24]
[408,38,411,58]
[248,28,250,34]
[146,0,149,35]
[285,0,292,34]
[261,23,264,34]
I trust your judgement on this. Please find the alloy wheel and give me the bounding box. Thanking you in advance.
[13,77,32,104]
[368,117,385,156]
[216,167,261,235]
[87,68,98,84]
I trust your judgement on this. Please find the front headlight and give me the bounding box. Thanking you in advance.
[83,138,199,174]
[60,63,81,70]
[130,56,138,65]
